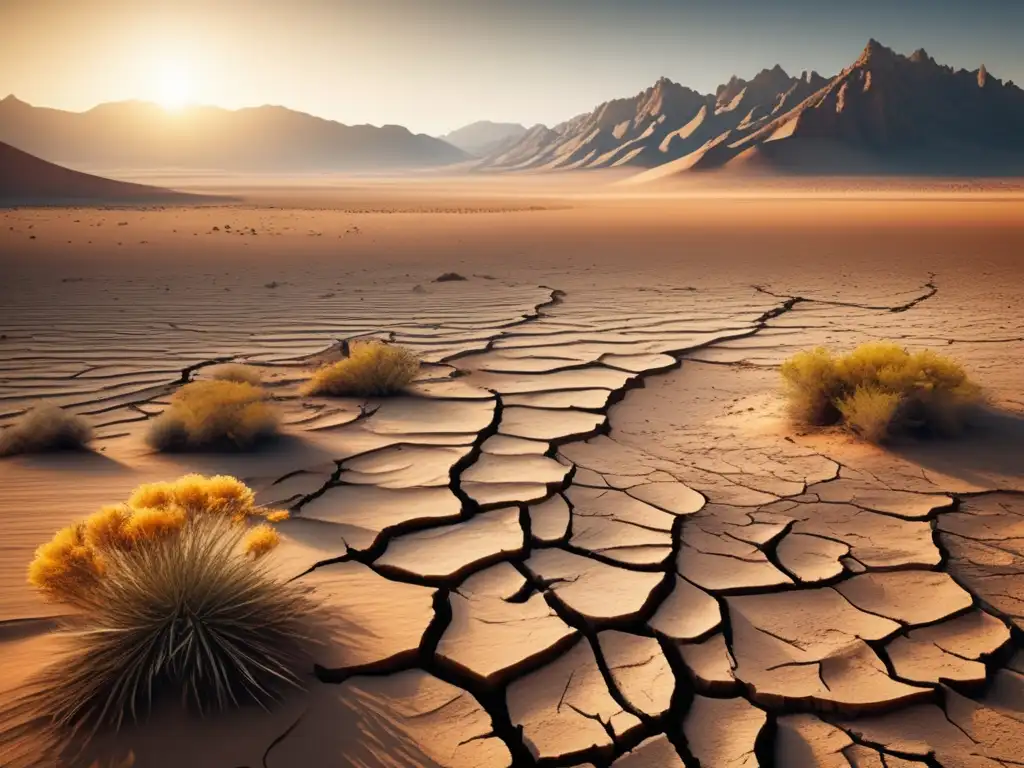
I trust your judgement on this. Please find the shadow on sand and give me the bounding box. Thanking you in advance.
[145,433,340,482]
[28,675,448,768]
[891,407,1024,489]
[6,448,132,475]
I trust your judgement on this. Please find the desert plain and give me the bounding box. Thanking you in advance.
[1,176,1023,767]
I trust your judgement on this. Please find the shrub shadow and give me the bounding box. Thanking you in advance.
[150,434,340,479]
[6,449,130,474]
[890,406,1024,488]
[55,677,448,768]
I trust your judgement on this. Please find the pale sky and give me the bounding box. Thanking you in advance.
[1,0,1021,135]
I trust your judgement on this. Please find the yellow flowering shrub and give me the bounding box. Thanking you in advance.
[28,475,286,604]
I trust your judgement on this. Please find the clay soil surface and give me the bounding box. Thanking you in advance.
[1,177,1023,767]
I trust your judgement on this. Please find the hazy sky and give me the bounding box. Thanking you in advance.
[1,0,1021,135]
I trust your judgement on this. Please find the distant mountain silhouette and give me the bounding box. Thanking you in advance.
[0,141,209,204]
[482,41,1024,177]
[440,121,528,156]
[0,97,469,173]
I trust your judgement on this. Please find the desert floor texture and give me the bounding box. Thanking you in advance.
[0,181,1022,767]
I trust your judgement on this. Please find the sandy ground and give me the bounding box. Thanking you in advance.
[1,179,1022,767]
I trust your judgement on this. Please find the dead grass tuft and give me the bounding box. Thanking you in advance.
[25,475,305,733]
[0,404,93,457]
[781,342,982,443]
[302,341,420,397]
[146,380,278,451]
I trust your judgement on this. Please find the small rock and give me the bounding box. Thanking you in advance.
[435,272,468,282]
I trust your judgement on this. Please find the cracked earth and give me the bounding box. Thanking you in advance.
[1,208,1023,767]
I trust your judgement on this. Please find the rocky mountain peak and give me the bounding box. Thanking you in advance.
[857,38,898,67]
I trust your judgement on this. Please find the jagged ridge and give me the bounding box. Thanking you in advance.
[479,40,1024,177]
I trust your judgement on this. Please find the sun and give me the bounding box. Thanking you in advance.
[155,60,192,111]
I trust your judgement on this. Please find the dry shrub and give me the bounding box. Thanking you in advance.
[778,346,843,424]
[147,380,278,451]
[836,387,902,443]
[25,475,303,732]
[28,474,284,602]
[302,341,420,397]
[781,342,981,442]
[0,404,93,457]
[209,363,263,385]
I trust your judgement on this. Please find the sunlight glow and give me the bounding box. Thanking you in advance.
[155,59,192,111]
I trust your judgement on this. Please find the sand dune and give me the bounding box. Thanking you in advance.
[0,141,210,205]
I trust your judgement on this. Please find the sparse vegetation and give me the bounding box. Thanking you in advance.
[210,363,263,385]
[0,404,93,457]
[147,380,279,451]
[302,341,420,397]
[835,387,902,443]
[781,342,982,442]
[26,475,305,731]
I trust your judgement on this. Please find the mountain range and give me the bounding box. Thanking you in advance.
[0,97,469,173]
[2,40,1023,178]
[476,40,1024,177]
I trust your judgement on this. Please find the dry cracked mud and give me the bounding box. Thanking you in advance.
[0,265,1022,768]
